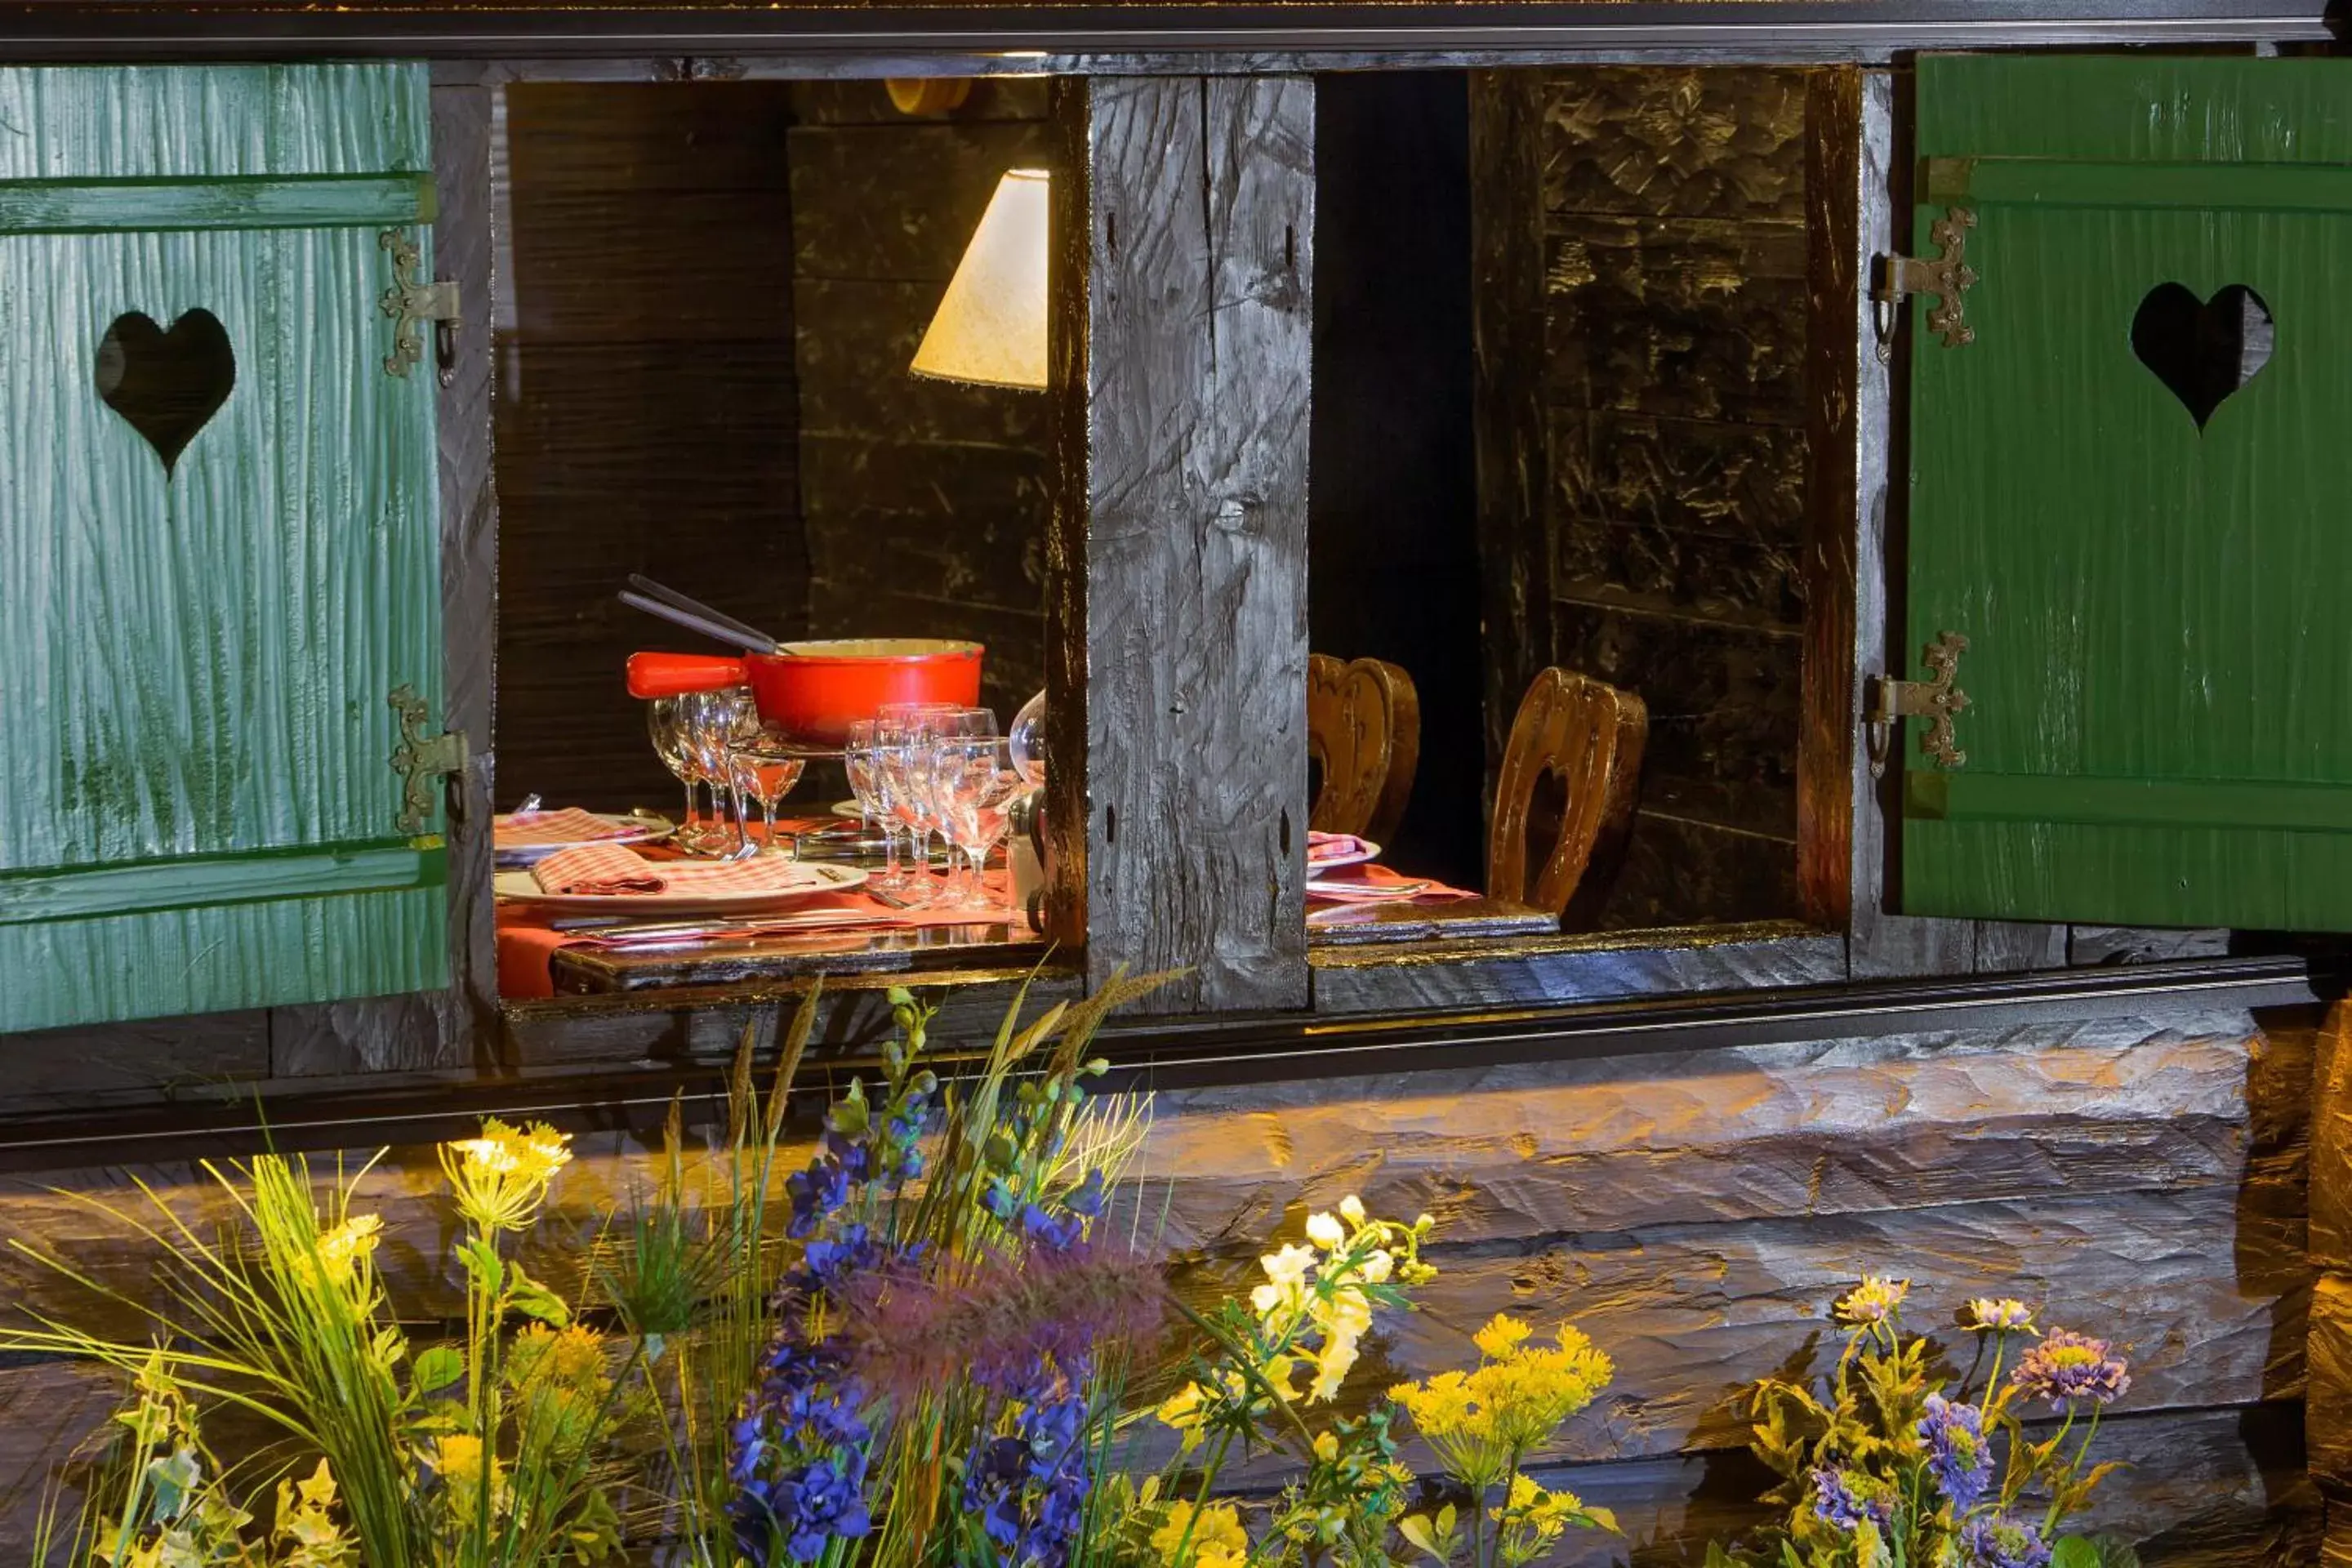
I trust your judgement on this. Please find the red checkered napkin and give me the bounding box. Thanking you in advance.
[661,857,840,896]
[497,808,634,849]
[533,843,668,896]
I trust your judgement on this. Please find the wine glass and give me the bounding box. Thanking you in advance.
[682,687,758,855]
[844,719,913,894]
[880,706,997,898]
[727,733,808,855]
[932,735,1022,910]
[647,697,701,840]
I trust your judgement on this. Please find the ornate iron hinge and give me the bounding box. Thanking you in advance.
[378,226,461,385]
[389,684,469,836]
[1867,631,1971,775]
[1873,206,1979,350]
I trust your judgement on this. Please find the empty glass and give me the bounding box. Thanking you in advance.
[930,735,1022,911]
[843,719,911,895]
[647,696,702,840]
[1009,688,1047,790]
[679,687,758,854]
[726,733,808,855]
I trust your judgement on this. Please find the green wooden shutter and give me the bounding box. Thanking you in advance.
[0,65,448,1031]
[1901,56,2352,930]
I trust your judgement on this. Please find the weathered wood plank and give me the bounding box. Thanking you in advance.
[0,1011,269,1112]
[1606,812,1802,929]
[2310,1272,2352,1487]
[1308,923,1842,1013]
[1800,65,1860,930]
[1844,70,1975,978]
[2072,924,2234,965]
[1074,75,1313,1012]
[2311,1003,2352,1275]
[1973,920,2070,973]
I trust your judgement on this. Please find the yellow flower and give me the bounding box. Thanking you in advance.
[1834,1275,1910,1327]
[1305,1211,1346,1250]
[1339,1195,1367,1226]
[440,1119,572,1232]
[434,1433,501,1517]
[314,1214,381,1280]
[1312,1431,1340,1463]
[1472,1314,1531,1360]
[1152,1500,1250,1568]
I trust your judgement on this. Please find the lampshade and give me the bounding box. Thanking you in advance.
[911,168,1049,390]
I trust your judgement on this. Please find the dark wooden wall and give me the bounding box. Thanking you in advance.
[787,79,1054,728]
[493,82,809,813]
[1472,67,1810,929]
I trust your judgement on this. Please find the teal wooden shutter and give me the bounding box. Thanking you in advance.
[0,65,448,1031]
[1900,56,2352,930]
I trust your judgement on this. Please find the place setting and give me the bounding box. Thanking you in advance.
[494,579,1049,993]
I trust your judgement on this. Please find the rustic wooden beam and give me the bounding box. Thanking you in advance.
[1058,74,1315,1012]
[1798,65,1859,929]
[1466,68,1552,794]
[266,78,502,1076]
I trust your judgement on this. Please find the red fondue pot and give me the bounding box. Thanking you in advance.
[627,639,985,748]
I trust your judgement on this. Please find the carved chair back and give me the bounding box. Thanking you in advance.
[1307,653,1422,846]
[1487,667,1648,926]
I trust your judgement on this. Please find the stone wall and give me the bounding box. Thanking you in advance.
[0,1000,2316,1562]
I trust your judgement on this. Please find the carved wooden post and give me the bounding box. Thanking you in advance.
[1045,76,1315,1014]
[2310,1002,2352,1561]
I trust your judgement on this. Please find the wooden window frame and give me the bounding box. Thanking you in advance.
[0,24,2305,1138]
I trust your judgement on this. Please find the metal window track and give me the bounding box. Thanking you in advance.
[0,954,2320,1172]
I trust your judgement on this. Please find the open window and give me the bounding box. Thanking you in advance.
[1305,66,1814,951]
[489,78,1058,1001]
[1889,54,2352,931]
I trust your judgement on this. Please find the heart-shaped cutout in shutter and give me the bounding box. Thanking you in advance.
[96,310,235,474]
[2130,283,2274,431]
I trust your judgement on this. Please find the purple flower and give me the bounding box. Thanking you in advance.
[959,1356,1095,1568]
[1960,1515,2053,1568]
[1917,1392,1993,1512]
[2010,1329,2132,1412]
[1810,1466,1893,1532]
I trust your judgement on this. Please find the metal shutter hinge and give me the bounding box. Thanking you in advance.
[1865,631,1971,777]
[378,226,461,386]
[1872,206,1979,354]
[390,684,470,836]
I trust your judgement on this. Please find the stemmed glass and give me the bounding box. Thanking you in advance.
[647,697,703,844]
[726,732,808,856]
[930,735,1022,911]
[679,687,757,855]
[876,704,996,906]
[844,719,913,896]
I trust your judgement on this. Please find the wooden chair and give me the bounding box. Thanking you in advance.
[1307,653,1421,846]
[1487,667,1647,927]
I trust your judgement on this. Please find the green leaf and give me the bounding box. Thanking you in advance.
[412,1345,464,1394]
[2050,1539,2101,1568]
[1584,1504,1619,1535]
[456,1236,503,1295]
[2087,1537,2142,1568]
[505,1263,571,1326]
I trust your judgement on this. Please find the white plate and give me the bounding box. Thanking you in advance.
[1307,834,1379,871]
[494,810,673,865]
[495,859,867,917]
[831,800,866,819]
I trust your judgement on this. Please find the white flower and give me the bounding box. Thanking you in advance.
[1339,1195,1367,1226]
[1305,1211,1346,1250]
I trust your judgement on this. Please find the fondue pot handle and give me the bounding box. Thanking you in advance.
[627,651,751,699]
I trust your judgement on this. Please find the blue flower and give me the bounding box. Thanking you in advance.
[1917,1393,1993,1512]
[959,1356,1096,1568]
[1064,1169,1106,1218]
[1960,1515,2053,1568]
[1810,1466,1893,1532]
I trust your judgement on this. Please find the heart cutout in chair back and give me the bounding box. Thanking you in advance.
[96,310,235,474]
[2130,283,2273,431]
